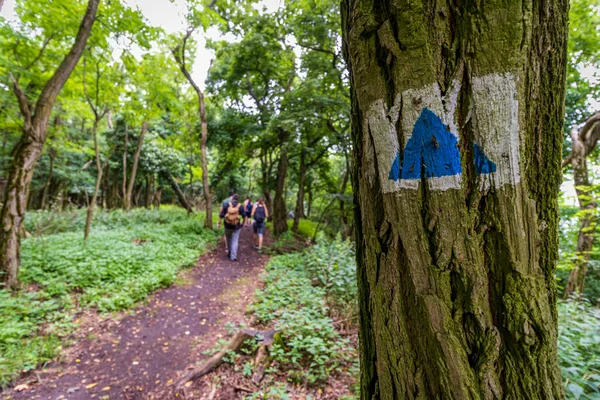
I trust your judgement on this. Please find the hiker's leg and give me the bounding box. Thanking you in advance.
[230,228,241,260]
[223,234,228,250]
[258,224,264,249]
[225,229,233,256]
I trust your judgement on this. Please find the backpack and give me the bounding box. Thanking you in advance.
[254,205,266,223]
[225,202,241,225]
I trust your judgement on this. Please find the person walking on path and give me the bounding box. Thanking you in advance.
[217,194,246,261]
[251,198,268,252]
[219,190,234,253]
[243,196,253,226]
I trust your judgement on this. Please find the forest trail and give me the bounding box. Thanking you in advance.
[4,227,270,400]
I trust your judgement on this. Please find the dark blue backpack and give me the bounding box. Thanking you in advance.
[254,205,266,223]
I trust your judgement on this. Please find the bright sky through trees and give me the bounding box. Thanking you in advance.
[0,0,281,89]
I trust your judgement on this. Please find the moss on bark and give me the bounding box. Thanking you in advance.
[343,0,568,398]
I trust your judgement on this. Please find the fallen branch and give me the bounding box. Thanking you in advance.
[175,328,277,390]
[252,344,269,384]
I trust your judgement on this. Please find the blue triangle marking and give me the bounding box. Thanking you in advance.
[473,143,496,175]
[388,152,401,181]
[388,108,496,184]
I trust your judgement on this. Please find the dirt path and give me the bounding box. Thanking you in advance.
[4,226,269,400]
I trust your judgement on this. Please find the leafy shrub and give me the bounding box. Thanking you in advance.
[0,207,217,386]
[286,219,319,238]
[306,233,357,318]
[558,299,600,399]
[251,248,353,384]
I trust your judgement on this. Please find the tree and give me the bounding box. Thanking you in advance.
[0,0,100,289]
[559,0,600,298]
[207,11,296,234]
[81,51,110,242]
[171,29,212,227]
[562,112,600,298]
[342,0,568,397]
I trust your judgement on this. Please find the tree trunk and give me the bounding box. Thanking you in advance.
[292,152,306,233]
[154,187,163,209]
[122,124,128,209]
[40,148,55,210]
[342,0,568,397]
[125,122,147,212]
[0,0,100,289]
[163,171,193,214]
[306,186,313,218]
[563,113,600,298]
[172,32,212,227]
[84,119,102,243]
[200,102,212,227]
[102,163,109,209]
[339,154,350,230]
[145,175,152,209]
[273,129,289,236]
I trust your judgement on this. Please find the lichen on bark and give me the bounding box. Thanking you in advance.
[342,0,569,398]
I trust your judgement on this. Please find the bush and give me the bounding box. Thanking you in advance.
[251,252,353,384]
[558,299,600,399]
[0,207,217,387]
[306,233,357,318]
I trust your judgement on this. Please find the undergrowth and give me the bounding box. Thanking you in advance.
[0,206,217,387]
[559,298,600,399]
[245,234,358,397]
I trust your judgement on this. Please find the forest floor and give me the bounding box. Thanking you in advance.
[2,226,270,400]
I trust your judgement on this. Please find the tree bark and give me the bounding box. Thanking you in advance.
[292,152,306,233]
[125,122,147,212]
[84,119,102,243]
[122,124,128,209]
[563,112,600,298]
[154,186,163,209]
[145,174,153,209]
[172,30,212,227]
[273,129,289,236]
[0,0,100,289]
[343,0,568,397]
[163,171,193,214]
[339,153,350,231]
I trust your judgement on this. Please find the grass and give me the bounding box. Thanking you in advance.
[0,206,218,387]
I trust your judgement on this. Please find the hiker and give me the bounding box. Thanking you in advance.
[252,198,269,252]
[243,196,253,227]
[219,190,235,253]
[217,194,246,261]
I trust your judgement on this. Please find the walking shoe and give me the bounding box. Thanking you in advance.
[254,245,259,249]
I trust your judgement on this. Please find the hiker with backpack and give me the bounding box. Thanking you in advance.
[251,198,269,252]
[217,193,246,261]
[243,196,253,227]
[219,190,235,253]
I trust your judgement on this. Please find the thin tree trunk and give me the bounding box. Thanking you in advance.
[307,186,313,218]
[563,113,600,298]
[339,154,350,230]
[40,149,55,210]
[163,171,193,213]
[292,152,306,233]
[154,187,163,209]
[273,129,289,236]
[122,124,128,209]
[343,0,568,397]
[84,119,102,243]
[145,175,152,209]
[125,122,147,212]
[172,31,212,227]
[0,0,100,289]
